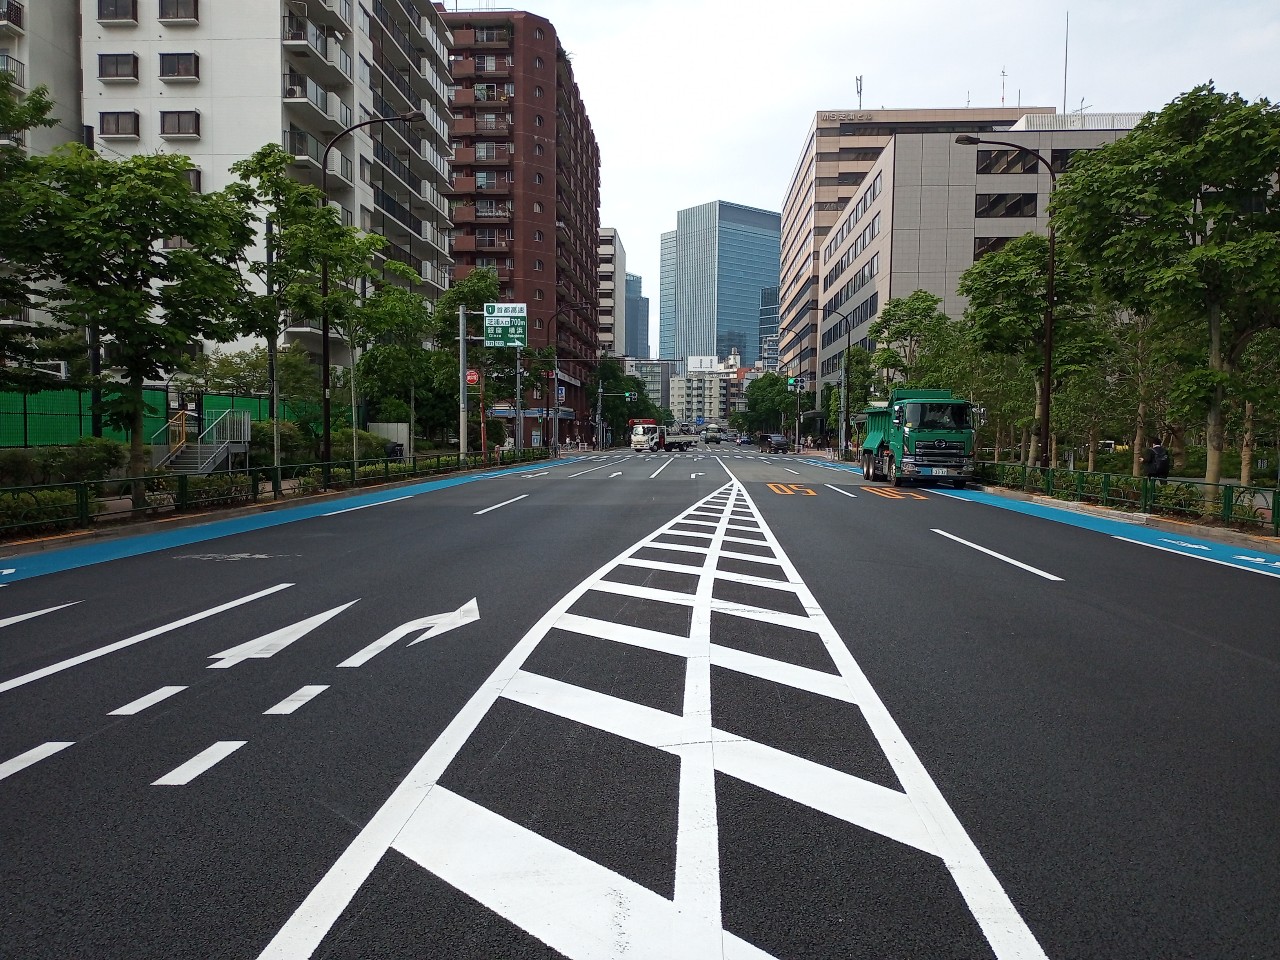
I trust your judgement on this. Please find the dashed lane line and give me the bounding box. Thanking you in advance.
[264,685,330,716]
[933,529,1064,581]
[0,601,83,630]
[0,742,74,782]
[474,494,529,515]
[108,685,187,716]
[152,740,247,786]
[824,484,858,498]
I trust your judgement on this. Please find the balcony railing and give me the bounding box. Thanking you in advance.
[0,0,24,30]
[373,186,422,235]
[0,53,23,88]
[282,15,327,58]
[283,72,328,115]
[283,128,323,166]
[372,139,420,193]
[372,49,418,109]
[371,0,418,65]
[379,238,422,275]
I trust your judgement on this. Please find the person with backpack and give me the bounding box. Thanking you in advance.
[1145,437,1170,483]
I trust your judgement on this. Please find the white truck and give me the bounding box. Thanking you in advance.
[629,419,697,452]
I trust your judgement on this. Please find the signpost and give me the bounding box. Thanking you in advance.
[466,369,480,386]
[484,303,527,452]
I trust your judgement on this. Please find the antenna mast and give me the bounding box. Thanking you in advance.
[1000,67,1007,106]
[856,75,863,110]
[1062,11,1069,114]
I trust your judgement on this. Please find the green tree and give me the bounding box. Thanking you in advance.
[1052,83,1280,483]
[869,290,950,386]
[589,357,658,446]
[23,146,255,505]
[354,285,433,442]
[825,345,874,453]
[429,268,502,449]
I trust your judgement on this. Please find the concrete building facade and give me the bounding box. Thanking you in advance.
[623,271,649,360]
[597,227,624,355]
[2,0,83,155]
[816,113,1141,389]
[779,107,1054,385]
[659,200,780,368]
[442,8,600,445]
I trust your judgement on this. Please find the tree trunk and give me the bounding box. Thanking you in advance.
[1132,400,1147,478]
[1087,426,1097,472]
[129,375,148,510]
[1240,400,1255,486]
[1168,423,1187,473]
[1050,433,1059,469]
[1205,302,1224,485]
[1020,424,1030,465]
[1028,380,1043,465]
[993,425,1002,464]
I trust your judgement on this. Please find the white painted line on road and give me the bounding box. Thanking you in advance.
[567,458,628,478]
[0,742,74,782]
[609,471,623,478]
[323,495,412,517]
[152,740,247,786]
[824,483,858,498]
[208,601,358,669]
[109,685,187,716]
[1112,536,1280,580]
[784,467,802,475]
[520,471,549,478]
[932,529,1064,581]
[474,494,528,515]
[0,601,83,631]
[264,685,330,715]
[0,584,294,696]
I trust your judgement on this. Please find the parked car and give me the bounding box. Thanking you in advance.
[762,434,791,454]
[736,435,754,445]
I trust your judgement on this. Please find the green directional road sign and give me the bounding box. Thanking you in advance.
[483,302,528,348]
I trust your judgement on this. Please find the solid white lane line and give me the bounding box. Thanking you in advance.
[784,467,802,475]
[0,584,294,696]
[648,459,675,479]
[152,741,247,786]
[474,494,528,515]
[0,742,74,782]
[567,458,628,478]
[109,685,187,716]
[323,495,412,517]
[1112,536,1280,579]
[264,685,330,715]
[521,471,549,478]
[824,483,858,498]
[208,601,358,669]
[932,529,1064,581]
[0,601,83,630]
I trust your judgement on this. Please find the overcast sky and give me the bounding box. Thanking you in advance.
[456,0,1278,353]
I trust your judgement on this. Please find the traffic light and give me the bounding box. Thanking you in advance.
[787,376,797,386]
[625,391,637,400]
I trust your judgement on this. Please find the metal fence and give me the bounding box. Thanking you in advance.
[978,461,1280,537]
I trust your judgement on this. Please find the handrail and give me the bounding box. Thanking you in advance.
[198,409,251,445]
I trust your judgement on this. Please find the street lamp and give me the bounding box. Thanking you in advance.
[319,110,426,470]
[955,134,1058,470]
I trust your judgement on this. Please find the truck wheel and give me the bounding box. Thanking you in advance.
[886,454,900,486]
[861,452,873,480]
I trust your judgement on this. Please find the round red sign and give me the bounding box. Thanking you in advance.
[466,369,480,386]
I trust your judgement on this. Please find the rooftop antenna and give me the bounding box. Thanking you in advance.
[1001,67,1007,106]
[1062,11,1069,114]
[856,75,863,110]
[966,90,970,109]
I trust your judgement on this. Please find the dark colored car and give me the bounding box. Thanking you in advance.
[761,434,791,453]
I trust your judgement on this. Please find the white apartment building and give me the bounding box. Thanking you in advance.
[816,113,1142,389]
[597,227,625,356]
[669,351,744,426]
[79,0,454,362]
[1,0,82,154]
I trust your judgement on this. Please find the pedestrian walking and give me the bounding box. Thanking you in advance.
[1143,437,1170,484]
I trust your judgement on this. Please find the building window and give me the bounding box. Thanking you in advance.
[973,236,1012,259]
[975,149,1040,176]
[184,167,202,191]
[534,27,544,39]
[533,173,543,184]
[534,143,543,156]
[534,85,543,98]
[534,289,544,300]
[533,229,543,241]
[159,52,199,80]
[534,56,544,68]
[162,235,194,249]
[98,53,139,80]
[99,111,140,137]
[532,202,543,213]
[98,0,138,21]
[158,0,198,21]
[475,170,497,189]
[534,259,543,270]
[534,114,543,127]
[159,110,200,138]
[475,141,496,160]
[975,193,1037,218]
[1051,148,1088,174]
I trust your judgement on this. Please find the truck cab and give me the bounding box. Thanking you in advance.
[860,389,977,488]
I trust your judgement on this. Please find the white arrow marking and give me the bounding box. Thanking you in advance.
[208,601,358,669]
[339,598,480,666]
[1235,555,1280,569]
[609,471,623,478]
[0,569,15,576]
[521,472,549,478]
[0,601,82,630]
[691,472,705,478]
[1159,539,1211,551]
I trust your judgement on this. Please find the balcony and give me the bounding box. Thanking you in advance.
[0,54,24,89]
[450,59,476,80]
[373,185,423,236]
[283,73,329,122]
[282,15,327,60]
[372,50,418,111]
[377,238,421,275]
[446,175,476,195]
[472,147,511,166]
[475,180,510,196]
[310,0,352,29]
[474,117,511,136]
[283,128,324,170]
[0,0,25,34]
[326,149,353,188]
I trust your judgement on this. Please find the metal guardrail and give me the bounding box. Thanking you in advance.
[0,448,552,539]
[977,461,1280,537]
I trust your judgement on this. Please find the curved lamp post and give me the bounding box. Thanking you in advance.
[956,135,1058,469]
[319,109,425,470]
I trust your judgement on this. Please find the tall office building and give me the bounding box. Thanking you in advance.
[758,285,779,372]
[1,0,82,155]
[659,200,780,368]
[779,107,1054,384]
[79,0,456,362]
[597,227,625,356]
[442,8,601,445]
[624,272,649,360]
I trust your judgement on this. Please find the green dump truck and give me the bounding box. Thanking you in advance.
[860,389,978,488]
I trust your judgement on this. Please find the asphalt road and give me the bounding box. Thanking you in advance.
[2,450,1278,960]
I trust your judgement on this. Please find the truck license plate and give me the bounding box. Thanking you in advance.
[928,467,951,476]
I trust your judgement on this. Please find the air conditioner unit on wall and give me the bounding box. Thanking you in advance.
[284,86,301,98]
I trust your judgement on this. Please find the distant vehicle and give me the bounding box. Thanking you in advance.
[860,388,977,488]
[761,434,791,454]
[736,435,753,445]
[629,419,697,453]
[704,424,723,444]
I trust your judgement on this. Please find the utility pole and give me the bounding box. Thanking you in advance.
[595,381,604,451]
[514,346,523,455]
[458,304,467,460]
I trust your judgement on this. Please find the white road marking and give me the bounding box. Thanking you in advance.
[0,742,74,782]
[1113,536,1280,580]
[208,601,357,669]
[339,598,480,666]
[264,685,330,715]
[823,483,858,498]
[474,494,528,515]
[609,471,623,477]
[567,458,628,478]
[109,685,187,716]
[0,584,294,695]
[1160,538,1211,551]
[521,471,549,478]
[784,467,802,475]
[152,741,247,786]
[323,495,412,516]
[691,472,704,478]
[0,601,82,630]
[932,529,1064,581]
